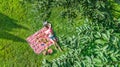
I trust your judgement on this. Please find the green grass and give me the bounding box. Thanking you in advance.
[0,0,69,66]
[2,0,119,67]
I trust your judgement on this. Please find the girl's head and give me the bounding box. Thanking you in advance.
[43,21,49,28]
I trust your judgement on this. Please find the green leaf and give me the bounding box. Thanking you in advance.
[102,45,108,51]
[118,18,120,23]
[110,54,117,61]
[94,32,101,38]
[102,33,109,41]
[94,63,103,67]
[112,36,118,45]
[100,1,105,8]
[93,58,102,63]
[52,62,58,67]
[86,56,91,64]
[96,1,101,8]
[75,61,81,67]
[106,31,110,39]
[81,61,85,67]
[95,39,107,44]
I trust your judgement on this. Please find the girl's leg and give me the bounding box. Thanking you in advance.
[43,50,47,55]
[51,37,63,51]
[55,42,62,52]
[54,43,58,50]
[53,40,62,52]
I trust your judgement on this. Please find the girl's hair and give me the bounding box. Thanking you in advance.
[43,21,48,26]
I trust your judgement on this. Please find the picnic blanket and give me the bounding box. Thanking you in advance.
[26,27,54,54]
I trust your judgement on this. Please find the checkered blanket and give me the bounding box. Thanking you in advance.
[26,27,54,54]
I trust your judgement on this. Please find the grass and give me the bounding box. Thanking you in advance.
[1,0,119,67]
[0,0,69,67]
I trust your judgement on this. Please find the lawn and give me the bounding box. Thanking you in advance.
[1,0,120,67]
[0,0,70,66]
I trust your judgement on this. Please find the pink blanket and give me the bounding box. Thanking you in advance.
[26,27,54,54]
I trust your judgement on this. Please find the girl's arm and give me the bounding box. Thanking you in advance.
[48,23,51,28]
[48,23,53,33]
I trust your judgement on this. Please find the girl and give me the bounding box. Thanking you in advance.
[43,21,62,55]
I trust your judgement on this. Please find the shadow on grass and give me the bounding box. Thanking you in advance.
[0,13,28,42]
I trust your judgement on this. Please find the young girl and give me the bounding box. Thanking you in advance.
[43,21,62,55]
